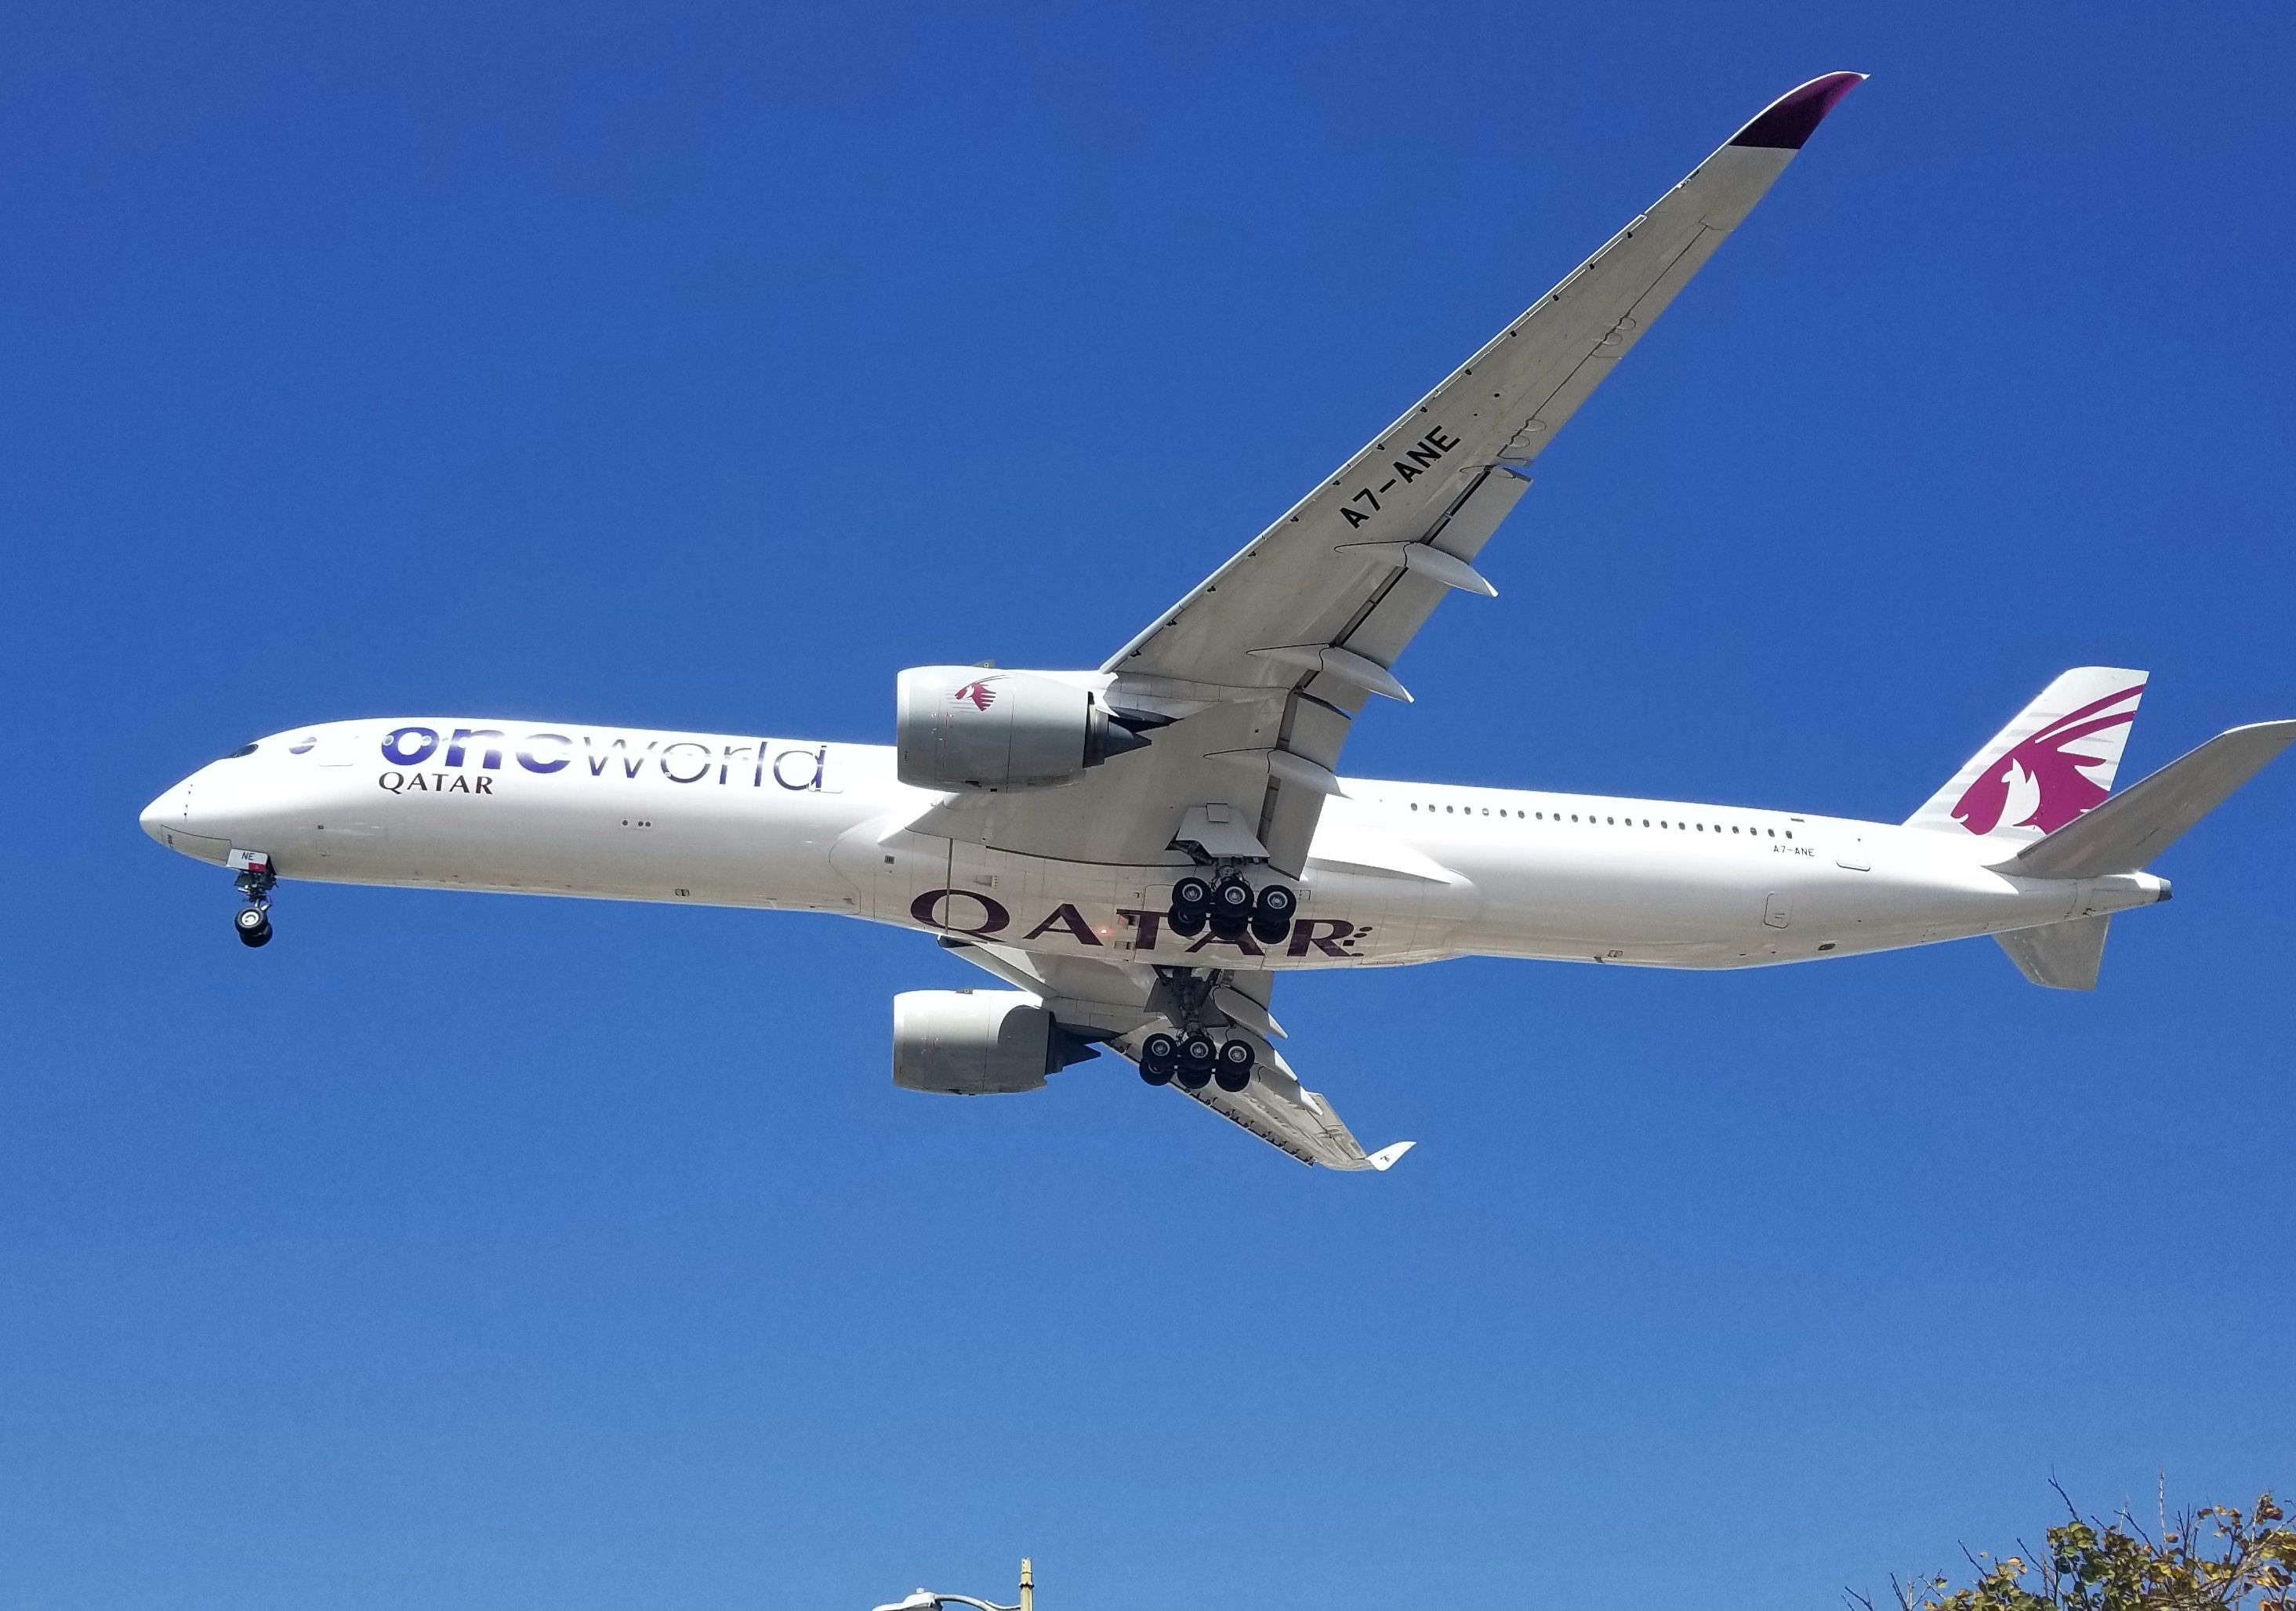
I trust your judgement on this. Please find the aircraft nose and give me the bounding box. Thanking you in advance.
[140,783,186,844]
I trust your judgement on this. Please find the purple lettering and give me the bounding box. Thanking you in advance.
[909,887,1010,938]
[1021,904,1103,946]
[1286,918,1354,958]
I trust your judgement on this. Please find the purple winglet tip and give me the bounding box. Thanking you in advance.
[1728,71,1866,151]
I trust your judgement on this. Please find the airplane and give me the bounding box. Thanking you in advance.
[140,72,2294,1170]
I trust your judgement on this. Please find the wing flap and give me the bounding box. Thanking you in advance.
[936,945,1409,1170]
[1181,1052,1411,1171]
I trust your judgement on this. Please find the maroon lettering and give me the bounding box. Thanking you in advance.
[1021,903,1102,946]
[1117,907,1165,952]
[909,887,1010,938]
[1286,918,1355,958]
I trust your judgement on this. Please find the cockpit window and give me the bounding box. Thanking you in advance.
[224,742,259,758]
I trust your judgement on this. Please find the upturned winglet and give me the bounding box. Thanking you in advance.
[1729,71,1867,150]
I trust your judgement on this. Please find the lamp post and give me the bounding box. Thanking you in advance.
[871,1557,1034,1611]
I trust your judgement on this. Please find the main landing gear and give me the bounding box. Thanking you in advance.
[232,853,275,949]
[1137,1030,1257,1093]
[1135,967,1259,1094]
[1166,872,1296,946]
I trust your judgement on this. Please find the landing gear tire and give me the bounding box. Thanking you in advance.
[1138,1031,1179,1086]
[1168,875,1212,939]
[1208,874,1253,940]
[1250,882,1297,945]
[1213,1037,1256,1092]
[234,906,272,948]
[1175,1031,1217,1090]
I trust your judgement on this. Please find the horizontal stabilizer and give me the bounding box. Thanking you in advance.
[2005,720,2296,879]
[1997,915,2110,991]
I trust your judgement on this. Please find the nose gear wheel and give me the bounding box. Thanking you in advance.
[231,854,277,949]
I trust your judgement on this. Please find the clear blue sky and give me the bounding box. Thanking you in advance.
[5,5,2292,1607]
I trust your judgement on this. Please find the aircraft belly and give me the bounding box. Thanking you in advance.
[877,841,1464,969]
[1427,829,2062,968]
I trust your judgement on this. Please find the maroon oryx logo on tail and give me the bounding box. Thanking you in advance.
[952,679,999,711]
[1952,684,2144,836]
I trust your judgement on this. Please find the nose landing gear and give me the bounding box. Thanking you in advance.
[231,852,275,948]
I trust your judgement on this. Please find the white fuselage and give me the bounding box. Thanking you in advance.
[140,718,2169,971]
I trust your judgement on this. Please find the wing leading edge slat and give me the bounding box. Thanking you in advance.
[912,74,1862,873]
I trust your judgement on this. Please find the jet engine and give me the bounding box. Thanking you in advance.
[890,989,1100,1095]
[896,666,1151,790]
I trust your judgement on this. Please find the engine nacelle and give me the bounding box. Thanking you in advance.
[896,666,1150,791]
[891,989,1099,1095]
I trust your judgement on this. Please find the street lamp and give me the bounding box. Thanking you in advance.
[871,1557,1034,1611]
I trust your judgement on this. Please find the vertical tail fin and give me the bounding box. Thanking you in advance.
[1905,668,2148,849]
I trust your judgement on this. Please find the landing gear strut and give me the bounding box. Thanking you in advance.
[232,853,275,949]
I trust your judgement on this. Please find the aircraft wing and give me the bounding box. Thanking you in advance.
[941,940,1412,1170]
[916,73,1863,874]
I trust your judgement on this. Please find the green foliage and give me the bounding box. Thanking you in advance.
[1855,1490,2294,1611]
